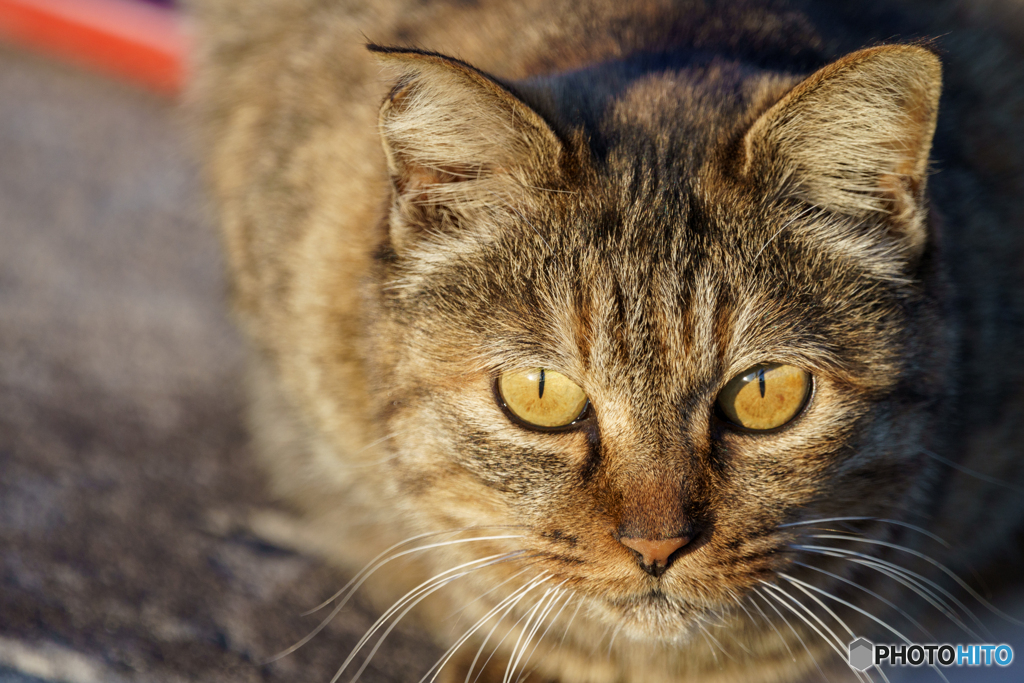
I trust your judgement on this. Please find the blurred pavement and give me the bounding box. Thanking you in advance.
[0,45,437,683]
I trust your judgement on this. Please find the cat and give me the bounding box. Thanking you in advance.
[189,0,1024,680]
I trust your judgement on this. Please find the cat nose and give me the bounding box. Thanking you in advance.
[618,535,692,577]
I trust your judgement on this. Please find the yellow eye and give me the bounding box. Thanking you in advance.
[498,368,589,429]
[717,363,811,431]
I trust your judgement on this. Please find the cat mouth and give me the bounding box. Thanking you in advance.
[597,590,714,640]
[607,588,692,619]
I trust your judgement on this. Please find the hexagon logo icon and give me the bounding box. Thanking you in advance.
[848,638,874,671]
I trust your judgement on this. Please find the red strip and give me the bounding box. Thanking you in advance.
[0,0,185,95]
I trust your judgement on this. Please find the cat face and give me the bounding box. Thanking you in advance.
[365,44,948,648]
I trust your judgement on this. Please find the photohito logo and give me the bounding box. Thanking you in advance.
[848,638,1014,671]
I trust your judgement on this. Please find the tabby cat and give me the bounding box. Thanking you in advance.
[190,0,1024,680]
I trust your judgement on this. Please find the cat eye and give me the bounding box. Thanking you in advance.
[716,363,811,431]
[497,368,589,430]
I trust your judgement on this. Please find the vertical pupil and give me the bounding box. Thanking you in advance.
[757,368,766,398]
[538,368,546,399]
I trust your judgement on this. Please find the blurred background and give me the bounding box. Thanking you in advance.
[0,1,437,681]
[0,1,1021,682]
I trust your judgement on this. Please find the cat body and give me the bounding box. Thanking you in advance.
[191,0,1024,680]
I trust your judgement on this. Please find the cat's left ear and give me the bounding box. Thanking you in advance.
[742,44,942,258]
[370,46,564,251]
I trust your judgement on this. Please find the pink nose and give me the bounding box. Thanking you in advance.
[619,536,691,575]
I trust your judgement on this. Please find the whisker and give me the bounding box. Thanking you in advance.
[605,621,626,661]
[510,588,565,683]
[310,530,526,615]
[754,588,832,683]
[695,622,720,667]
[471,581,561,683]
[749,589,798,662]
[722,589,757,656]
[267,530,523,663]
[556,594,584,653]
[780,573,950,683]
[342,576,462,683]
[503,585,563,683]
[798,540,975,625]
[859,559,981,640]
[698,618,734,663]
[467,577,551,683]
[781,576,856,641]
[420,573,550,683]
[591,623,614,657]
[447,565,539,621]
[503,594,550,683]
[761,581,868,683]
[336,551,526,683]
[792,561,935,640]
[512,585,571,683]
[797,545,984,640]
[780,516,952,549]
[809,534,1022,626]
[514,588,576,683]
[921,448,1024,495]
[782,579,882,683]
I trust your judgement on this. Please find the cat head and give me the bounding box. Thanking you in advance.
[365,42,948,648]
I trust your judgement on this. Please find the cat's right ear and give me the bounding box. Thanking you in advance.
[370,46,564,252]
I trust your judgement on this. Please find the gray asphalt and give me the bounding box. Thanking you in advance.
[0,44,437,683]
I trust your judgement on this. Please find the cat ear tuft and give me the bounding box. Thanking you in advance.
[743,45,942,256]
[370,46,563,250]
